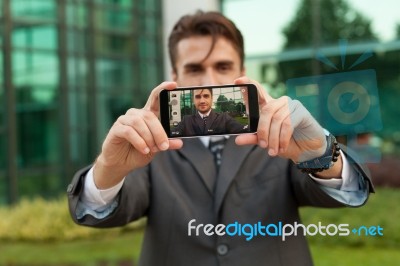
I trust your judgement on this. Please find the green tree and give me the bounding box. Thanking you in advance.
[215,94,228,112]
[275,0,379,81]
[235,102,245,114]
[282,0,378,49]
[226,99,236,113]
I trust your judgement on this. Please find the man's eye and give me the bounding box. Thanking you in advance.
[187,66,202,73]
[218,64,232,72]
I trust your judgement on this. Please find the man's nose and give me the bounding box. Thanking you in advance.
[200,68,218,85]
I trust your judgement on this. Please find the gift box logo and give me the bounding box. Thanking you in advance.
[286,40,382,163]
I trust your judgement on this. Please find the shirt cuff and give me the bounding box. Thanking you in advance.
[81,166,125,211]
[310,150,359,191]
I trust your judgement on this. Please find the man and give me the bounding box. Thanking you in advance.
[68,11,373,266]
[173,88,248,136]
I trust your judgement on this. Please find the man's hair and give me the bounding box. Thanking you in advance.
[193,88,213,98]
[168,10,244,72]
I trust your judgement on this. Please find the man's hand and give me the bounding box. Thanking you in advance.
[94,81,183,189]
[234,77,342,179]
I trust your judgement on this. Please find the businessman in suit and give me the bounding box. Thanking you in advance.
[173,88,249,136]
[68,11,373,266]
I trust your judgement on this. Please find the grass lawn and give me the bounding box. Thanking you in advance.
[0,230,144,266]
[2,232,399,266]
[310,245,400,266]
[302,187,400,265]
[1,188,399,265]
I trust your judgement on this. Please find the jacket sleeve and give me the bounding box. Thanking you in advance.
[289,144,374,208]
[67,165,150,228]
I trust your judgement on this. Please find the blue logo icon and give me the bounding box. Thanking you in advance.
[286,40,382,163]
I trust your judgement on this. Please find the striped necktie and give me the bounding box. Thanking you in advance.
[203,116,208,134]
[208,136,226,172]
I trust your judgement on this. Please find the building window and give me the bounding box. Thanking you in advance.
[0,0,163,204]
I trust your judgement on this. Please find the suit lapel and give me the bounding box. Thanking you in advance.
[214,137,255,213]
[193,114,204,135]
[178,138,217,196]
[177,136,256,207]
[206,110,217,132]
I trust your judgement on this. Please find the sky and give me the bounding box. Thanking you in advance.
[223,0,400,55]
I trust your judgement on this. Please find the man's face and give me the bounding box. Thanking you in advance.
[172,36,244,86]
[193,89,212,114]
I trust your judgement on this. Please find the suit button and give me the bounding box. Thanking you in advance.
[217,244,229,256]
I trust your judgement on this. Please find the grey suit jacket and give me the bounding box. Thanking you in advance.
[173,110,248,137]
[68,137,372,266]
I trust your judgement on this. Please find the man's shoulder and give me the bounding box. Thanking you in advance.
[182,114,197,120]
[213,111,233,120]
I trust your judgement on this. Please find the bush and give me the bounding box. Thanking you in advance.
[0,196,145,241]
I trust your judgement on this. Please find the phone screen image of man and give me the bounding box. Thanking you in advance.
[169,86,250,137]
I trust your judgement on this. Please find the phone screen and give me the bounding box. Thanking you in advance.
[159,84,259,138]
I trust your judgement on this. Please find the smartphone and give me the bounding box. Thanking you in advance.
[159,84,259,138]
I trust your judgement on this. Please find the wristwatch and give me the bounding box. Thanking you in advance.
[296,132,341,174]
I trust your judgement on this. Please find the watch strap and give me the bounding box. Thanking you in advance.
[296,133,341,174]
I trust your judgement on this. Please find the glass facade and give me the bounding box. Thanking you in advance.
[0,0,163,204]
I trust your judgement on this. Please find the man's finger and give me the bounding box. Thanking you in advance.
[142,111,171,151]
[235,133,258,146]
[117,114,157,152]
[264,96,294,155]
[234,76,274,106]
[168,139,183,150]
[144,81,177,114]
[110,123,150,154]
